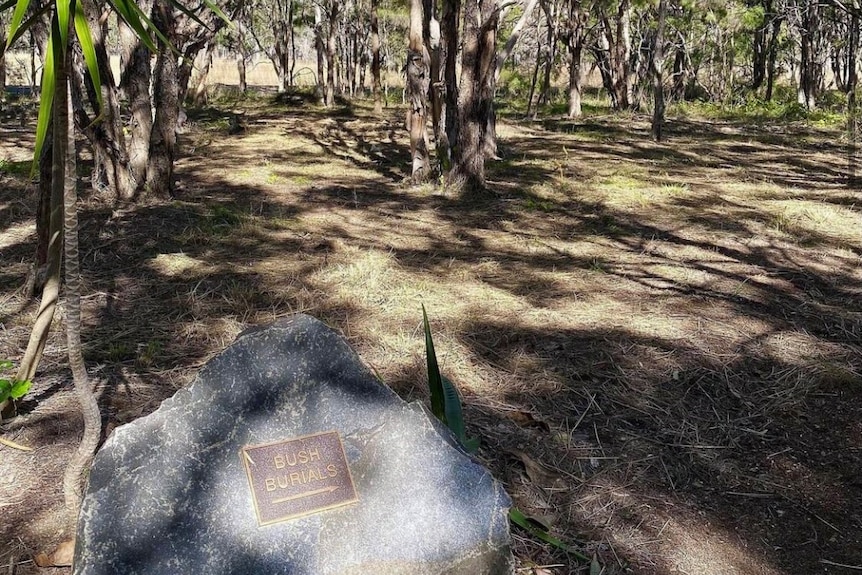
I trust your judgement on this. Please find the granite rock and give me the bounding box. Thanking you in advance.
[74,314,513,574]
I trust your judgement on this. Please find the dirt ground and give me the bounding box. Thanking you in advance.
[1,91,861,574]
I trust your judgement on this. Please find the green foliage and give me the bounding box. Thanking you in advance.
[0,158,32,177]
[671,93,847,126]
[0,360,31,404]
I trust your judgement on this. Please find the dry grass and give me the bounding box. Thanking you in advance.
[1,92,861,574]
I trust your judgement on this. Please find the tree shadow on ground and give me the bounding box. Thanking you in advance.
[1,100,860,574]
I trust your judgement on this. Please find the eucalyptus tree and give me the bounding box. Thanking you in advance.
[451,0,501,192]
[564,0,588,117]
[405,0,430,181]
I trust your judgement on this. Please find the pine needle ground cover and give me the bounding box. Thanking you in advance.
[1,95,860,574]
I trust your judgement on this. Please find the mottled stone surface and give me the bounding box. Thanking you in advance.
[74,314,513,575]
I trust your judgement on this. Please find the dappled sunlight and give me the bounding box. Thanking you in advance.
[2,95,861,573]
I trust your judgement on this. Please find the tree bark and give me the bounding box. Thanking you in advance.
[651,0,667,141]
[371,0,383,113]
[191,41,215,106]
[495,0,540,82]
[765,14,782,101]
[325,1,340,106]
[441,0,460,168]
[119,0,154,196]
[61,75,101,514]
[73,0,134,200]
[566,0,586,118]
[406,0,431,182]
[452,0,499,193]
[146,0,180,198]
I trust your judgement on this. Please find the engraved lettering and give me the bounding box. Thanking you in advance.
[277,475,289,489]
[266,478,276,491]
[326,464,337,477]
[290,472,302,486]
[274,455,285,469]
[285,452,297,466]
[308,448,320,462]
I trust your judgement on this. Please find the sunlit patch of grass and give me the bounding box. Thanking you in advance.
[764,200,862,246]
[149,253,212,277]
[0,159,31,178]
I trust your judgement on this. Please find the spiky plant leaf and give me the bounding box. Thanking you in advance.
[74,0,103,113]
[508,508,590,562]
[422,304,446,422]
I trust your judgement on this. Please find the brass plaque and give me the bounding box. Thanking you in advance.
[241,430,358,526]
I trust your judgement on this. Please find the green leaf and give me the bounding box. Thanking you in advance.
[5,0,34,51]
[107,0,157,53]
[9,379,31,400]
[422,304,445,422]
[74,1,103,113]
[590,554,602,575]
[0,361,12,370]
[508,507,591,562]
[422,305,479,453]
[55,0,75,60]
[32,29,56,176]
[6,1,54,49]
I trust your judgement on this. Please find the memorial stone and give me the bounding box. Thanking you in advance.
[73,314,513,574]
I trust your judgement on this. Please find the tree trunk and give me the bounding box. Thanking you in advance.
[314,5,326,103]
[0,25,6,93]
[406,0,431,182]
[441,0,460,167]
[538,0,558,107]
[600,0,633,111]
[651,0,667,141]
[237,7,248,94]
[191,41,215,106]
[73,0,134,200]
[60,74,101,514]
[495,0,540,82]
[765,15,781,101]
[566,0,586,118]
[371,0,383,113]
[325,1,340,106]
[452,0,499,193]
[847,0,860,186]
[751,0,771,91]
[119,0,154,196]
[146,0,180,198]
[797,0,819,109]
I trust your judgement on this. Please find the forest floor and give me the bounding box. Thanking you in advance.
[1,90,861,574]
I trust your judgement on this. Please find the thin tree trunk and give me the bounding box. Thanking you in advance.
[406,0,431,182]
[146,0,180,198]
[60,75,101,514]
[191,41,215,106]
[566,0,586,118]
[847,0,860,186]
[538,0,558,107]
[0,25,6,93]
[495,0,540,82]
[371,0,383,113]
[765,15,782,101]
[441,0,460,167]
[314,5,325,103]
[325,1,340,106]
[237,5,248,94]
[651,0,667,141]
